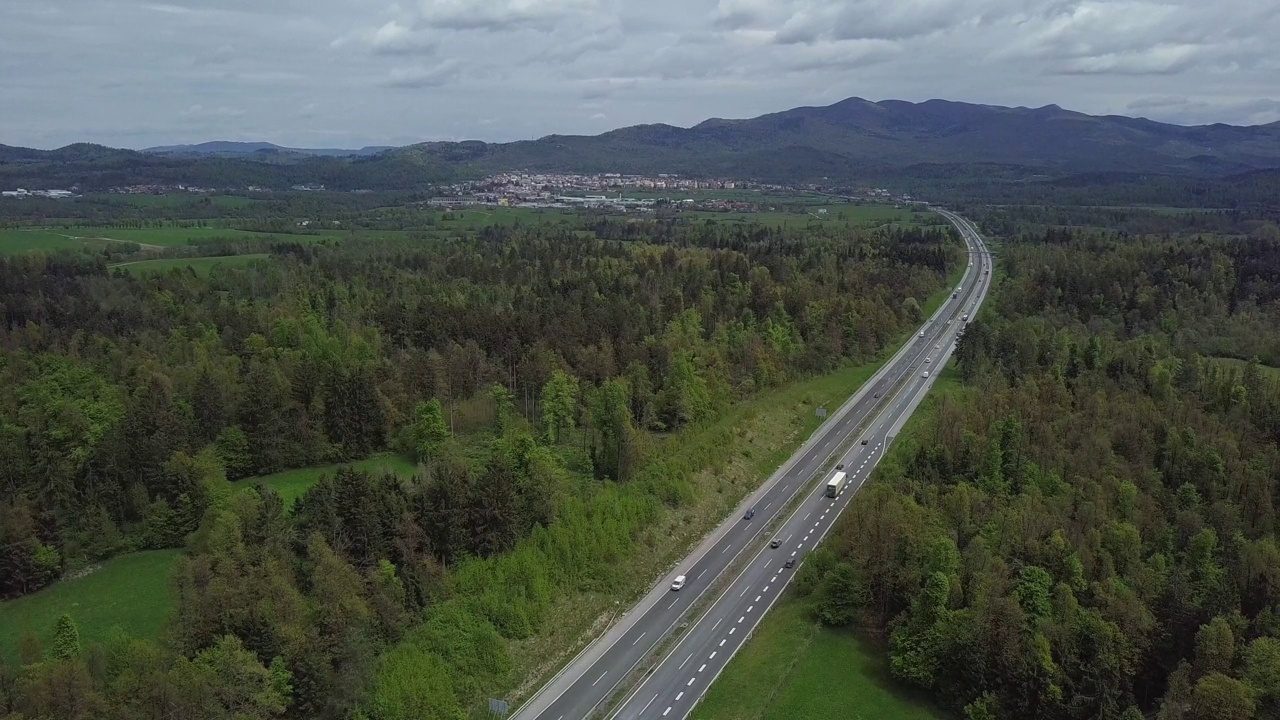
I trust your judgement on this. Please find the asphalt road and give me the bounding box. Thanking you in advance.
[513,208,991,720]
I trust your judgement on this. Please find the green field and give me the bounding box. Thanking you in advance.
[234,453,419,508]
[0,550,181,663]
[111,253,273,277]
[0,226,291,254]
[691,598,943,720]
[1210,356,1280,379]
[0,229,118,255]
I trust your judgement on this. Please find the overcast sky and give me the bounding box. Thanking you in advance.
[3,0,1278,149]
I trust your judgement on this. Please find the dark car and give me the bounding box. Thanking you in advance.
[744,507,755,520]
[836,463,844,470]
[770,538,781,549]
[784,558,796,569]
[874,392,881,398]
[861,438,868,445]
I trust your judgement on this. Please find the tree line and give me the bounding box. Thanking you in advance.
[0,217,960,718]
[798,223,1280,719]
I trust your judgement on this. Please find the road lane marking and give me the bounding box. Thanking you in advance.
[669,598,679,609]
[738,616,744,623]
[755,595,761,602]
[680,654,692,670]
[696,569,706,580]
[720,639,726,647]
[771,576,777,582]
[699,664,706,672]
[741,586,749,597]
[711,618,722,631]
[687,678,695,686]
[663,707,671,716]
[763,586,769,592]
[748,605,753,612]
[592,671,607,686]
[791,551,797,557]
[722,544,730,553]
[730,627,735,634]
[632,631,646,645]
[676,692,684,701]
[709,652,716,660]
[639,694,658,715]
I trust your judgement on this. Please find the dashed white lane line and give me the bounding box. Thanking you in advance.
[699,664,706,672]
[687,678,695,687]
[791,551,797,557]
[697,569,706,580]
[738,616,744,623]
[729,627,736,634]
[592,671,607,686]
[755,595,761,602]
[663,707,671,716]
[679,654,692,670]
[632,631,646,646]
[719,639,726,647]
[771,576,777,582]
[763,586,769,592]
[676,692,684,701]
[747,605,754,612]
[669,598,679,609]
[712,618,722,631]
[639,694,658,715]
[709,652,716,660]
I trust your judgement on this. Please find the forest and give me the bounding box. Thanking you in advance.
[0,217,959,718]
[798,218,1280,719]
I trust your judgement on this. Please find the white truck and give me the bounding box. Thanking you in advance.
[825,471,847,498]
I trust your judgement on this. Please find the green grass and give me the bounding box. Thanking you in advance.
[234,453,419,508]
[1210,356,1280,380]
[111,253,272,277]
[0,229,117,255]
[0,226,289,254]
[0,550,181,663]
[692,598,943,720]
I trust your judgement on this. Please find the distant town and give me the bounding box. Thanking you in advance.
[1,171,909,209]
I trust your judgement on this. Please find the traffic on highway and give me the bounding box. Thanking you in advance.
[513,208,992,720]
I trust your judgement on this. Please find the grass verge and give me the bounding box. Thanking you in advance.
[691,598,943,720]
[0,549,181,663]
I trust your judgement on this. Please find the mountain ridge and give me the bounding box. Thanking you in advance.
[3,97,1280,190]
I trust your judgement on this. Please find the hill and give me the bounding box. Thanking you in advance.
[142,141,392,158]
[384,98,1280,180]
[4,97,1280,190]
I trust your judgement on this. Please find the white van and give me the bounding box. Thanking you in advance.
[671,575,686,591]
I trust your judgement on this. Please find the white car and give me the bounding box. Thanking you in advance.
[923,371,930,378]
[925,357,932,363]
[919,331,925,337]
[671,575,686,591]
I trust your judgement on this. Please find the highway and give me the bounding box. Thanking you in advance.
[512,209,991,720]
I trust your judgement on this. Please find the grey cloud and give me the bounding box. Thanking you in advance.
[414,0,600,32]
[2,0,1278,148]
[384,59,461,88]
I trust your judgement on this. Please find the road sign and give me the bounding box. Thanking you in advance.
[815,406,827,419]
[488,698,509,716]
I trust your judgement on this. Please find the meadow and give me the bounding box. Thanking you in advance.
[233,452,419,508]
[0,550,181,663]
[111,253,273,277]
